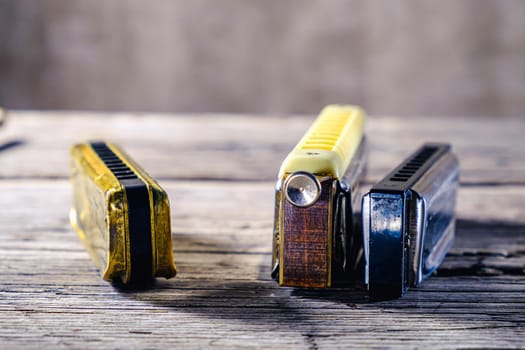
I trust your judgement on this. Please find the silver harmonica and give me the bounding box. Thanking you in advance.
[362,143,459,298]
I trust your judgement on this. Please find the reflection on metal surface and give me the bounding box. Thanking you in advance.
[284,171,321,207]
[362,143,459,299]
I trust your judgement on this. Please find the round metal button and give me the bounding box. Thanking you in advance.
[284,172,321,207]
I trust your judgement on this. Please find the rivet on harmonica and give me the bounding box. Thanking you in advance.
[272,105,367,288]
[70,141,176,285]
[362,143,459,299]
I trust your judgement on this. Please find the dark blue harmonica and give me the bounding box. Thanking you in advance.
[362,143,459,298]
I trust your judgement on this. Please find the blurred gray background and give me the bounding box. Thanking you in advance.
[1,0,524,116]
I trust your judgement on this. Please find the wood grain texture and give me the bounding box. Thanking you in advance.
[0,111,524,184]
[282,180,332,288]
[0,113,524,349]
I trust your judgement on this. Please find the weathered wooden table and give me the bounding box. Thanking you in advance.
[0,112,523,349]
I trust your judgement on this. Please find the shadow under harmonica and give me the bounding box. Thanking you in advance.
[288,285,369,305]
[0,139,25,153]
[436,218,525,277]
[113,234,339,325]
[114,237,374,329]
[114,217,524,324]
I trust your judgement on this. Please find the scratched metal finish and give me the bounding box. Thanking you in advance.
[366,192,406,297]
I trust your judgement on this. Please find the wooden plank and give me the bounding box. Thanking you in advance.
[1,180,523,252]
[0,180,523,349]
[0,276,523,350]
[0,112,524,184]
[1,112,524,348]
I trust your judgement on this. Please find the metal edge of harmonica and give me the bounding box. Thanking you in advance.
[107,143,177,281]
[362,143,459,299]
[409,149,459,286]
[336,137,367,281]
[93,141,155,285]
[272,138,367,288]
[70,141,176,286]
[70,142,126,282]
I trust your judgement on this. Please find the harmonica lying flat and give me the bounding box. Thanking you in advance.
[272,105,367,288]
[362,143,459,298]
[70,141,176,285]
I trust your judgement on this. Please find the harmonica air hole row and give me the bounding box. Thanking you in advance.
[389,146,439,182]
[90,142,140,180]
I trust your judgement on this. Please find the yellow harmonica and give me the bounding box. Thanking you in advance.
[70,141,176,285]
[272,105,367,288]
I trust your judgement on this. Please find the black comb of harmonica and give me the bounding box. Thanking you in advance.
[90,141,153,285]
[91,142,139,180]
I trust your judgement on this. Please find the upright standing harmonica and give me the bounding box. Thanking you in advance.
[362,143,459,298]
[272,105,367,288]
[70,141,176,285]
